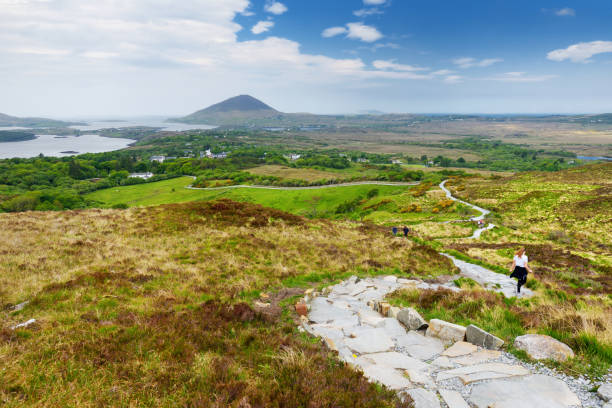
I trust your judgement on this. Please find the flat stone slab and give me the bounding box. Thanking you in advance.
[453,349,501,366]
[406,369,435,387]
[514,334,575,362]
[442,341,477,357]
[404,388,441,408]
[357,352,429,372]
[431,356,455,368]
[599,383,612,402]
[344,327,395,354]
[470,375,581,408]
[377,317,407,339]
[358,308,386,326]
[360,365,411,390]
[439,389,470,408]
[437,363,529,383]
[396,331,445,360]
[309,298,357,324]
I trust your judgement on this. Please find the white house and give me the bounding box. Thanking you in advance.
[289,154,301,161]
[129,172,154,180]
[150,155,165,163]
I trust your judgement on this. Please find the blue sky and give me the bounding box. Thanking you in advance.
[1,0,611,116]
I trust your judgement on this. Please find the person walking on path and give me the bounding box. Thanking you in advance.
[403,226,410,237]
[510,247,532,296]
[392,227,398,236]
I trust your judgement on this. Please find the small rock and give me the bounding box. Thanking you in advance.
[388,306,401,318]
[466,324,504,350]
[426,319,466,342]
[305,288,314,295]
[295,303,308,316]
[442,341,477,357]
[379,302,391,316]
[397,307,428,331]
[514,334,574,362]
[254,301,270,308]
[260,293,269,299]
[598,383,612,402]
[11,318,36,330]
[383,276,398,283]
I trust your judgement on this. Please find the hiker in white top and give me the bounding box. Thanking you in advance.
[509,247,533,295]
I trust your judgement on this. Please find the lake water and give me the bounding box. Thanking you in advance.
[70,118,216,132]
[0,134,135,159]
[577,155,612,161]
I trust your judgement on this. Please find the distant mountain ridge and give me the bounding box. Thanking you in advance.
[199,95,278,114]
[0,112,79,128]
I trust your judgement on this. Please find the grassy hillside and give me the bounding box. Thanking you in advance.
[85,177,479,224]
[0,201,455,407]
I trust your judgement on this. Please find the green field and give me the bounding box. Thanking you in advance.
[86,177,476,223]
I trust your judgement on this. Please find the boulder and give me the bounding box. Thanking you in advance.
[388,306,401,319]
[426,319,466,342]
[598,383,612,402]
[397,307,428,331]
[466,324,504,350]
[514,334,574,362]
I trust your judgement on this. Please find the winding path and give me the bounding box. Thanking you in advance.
[439,180,496,239]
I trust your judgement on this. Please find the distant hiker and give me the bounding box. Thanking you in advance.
[403,226,410,237]
[392,227,398,236]
[510,247,532,295]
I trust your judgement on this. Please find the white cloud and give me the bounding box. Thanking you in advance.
[252,20,274,34]
[547,41,612,63]
[486,72,557,82]
[264,1,287,15]
[81,51,119,59]
[431,69,455,76]
[373,60,428,72]
[364,0,386,4]
[354,8,383,17]
[322,26,347,38]
[453,57,503,68]
[444,75,463,84]
[322,23,383,43]
[555,7,575,16]
[346,22,383,43]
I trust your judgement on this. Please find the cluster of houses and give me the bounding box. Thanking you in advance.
[150,150,229,163]
[201,149,228,159]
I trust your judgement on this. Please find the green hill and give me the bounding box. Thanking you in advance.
[0,112,78,128]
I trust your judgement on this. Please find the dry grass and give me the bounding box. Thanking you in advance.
[247,165,342,182]
[0,200,455,406]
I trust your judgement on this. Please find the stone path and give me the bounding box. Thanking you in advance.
[439,180,495,239]
[443,254,534,298]
[301,276,589,407]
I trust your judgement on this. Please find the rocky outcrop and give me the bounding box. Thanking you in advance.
[426,319,466,342]
[466,324,504,350]
[514,334,574,362]
[397,307,428,331]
